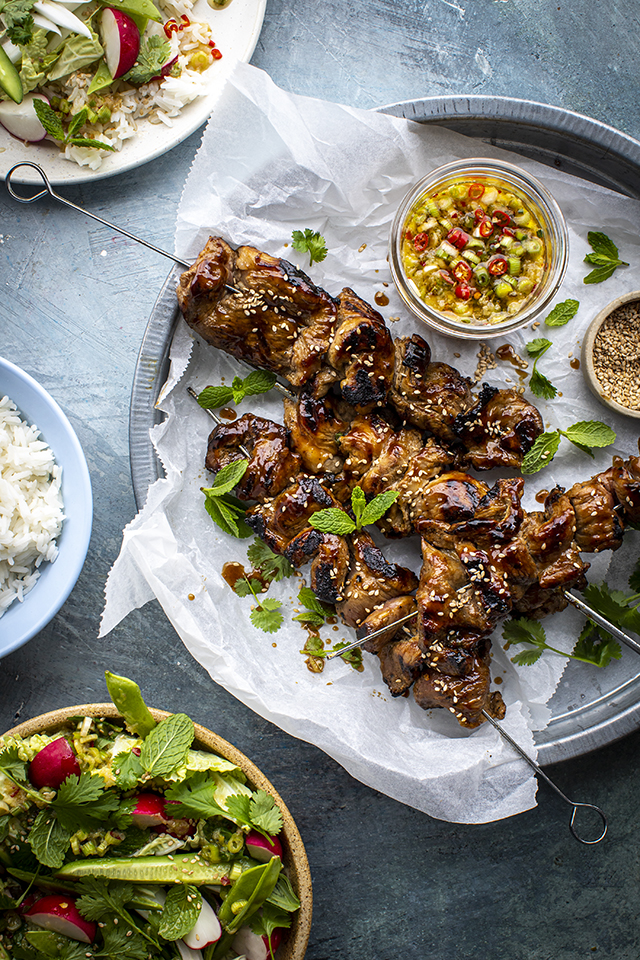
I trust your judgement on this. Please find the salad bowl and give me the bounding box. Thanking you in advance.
[3,702,313,960]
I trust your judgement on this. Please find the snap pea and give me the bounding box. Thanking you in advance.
[105,670,157,737]
[0,46,23,104]
[216,857,282,934]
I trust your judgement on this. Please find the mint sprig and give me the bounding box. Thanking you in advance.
[198,370,277,410]
[526,337,557,400]
[309,486,398,536]
[521,420,616,474]
[202,459,253,538]
[32,99,115,152]
[583,231,628,284]
[292,586,334,627]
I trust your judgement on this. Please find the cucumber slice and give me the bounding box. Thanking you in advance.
[56,853,241,885]
[0,46,23,104]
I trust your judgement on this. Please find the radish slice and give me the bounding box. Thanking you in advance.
[99,7,140,79]
[130,792,167,828]
[28,736,81,787]
[232,926,282,960]
[245,830,283,863]
[25,896,96,944]
[177,942,201,960]
[182,897,221,950]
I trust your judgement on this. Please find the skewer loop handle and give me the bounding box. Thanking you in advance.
[5,162,52,203]
[569,802,608,845]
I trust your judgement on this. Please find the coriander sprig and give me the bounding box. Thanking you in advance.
[309,486,398,535]
[583,231,629,284]
[300,634,363,670]
[291,228,327,265]
[521,420,616,474]
[198,370,277,411]
[503,616,621,668]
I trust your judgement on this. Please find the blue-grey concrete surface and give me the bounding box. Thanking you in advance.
[2,1,640,957]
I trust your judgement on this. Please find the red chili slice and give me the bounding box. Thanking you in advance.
[439,269,455,286]
[487,255,509,276]
[502,227,516,238]
[180,13,191,24]
[446,227,470,250]
[474,207,485,222]
[452,260,473,282]
[492,209,513,228]
[455,282,472,300]
[478,217,493,238]
[468,182,485,200]
[164,18,179,36]
[413,232,430,252]
[211,48,223,59]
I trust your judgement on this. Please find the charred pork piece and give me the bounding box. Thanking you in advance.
[412,662,506,728]
[205,413,302,502]
[601,450,640,524]
[357,596,417,653]
[336,531,419,627]
[177,238,338,388]
[377,440,458,537]
[422,631,492,679]
[283,387,351,474]
[389,335,473,444]
[452,385,544,471]
[326,287,395,409]
[415,540,509,645]
[245,475,340,554]
[284,527,349,604]
[378,632,429,697]
[566,475,624,553]
[337,415,424,499]
[418,477,526,549]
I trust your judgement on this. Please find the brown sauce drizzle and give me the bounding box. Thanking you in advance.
[219,407,237,421]
[374,291,390,306]
[221,562,247,590]
[570,358,580,370]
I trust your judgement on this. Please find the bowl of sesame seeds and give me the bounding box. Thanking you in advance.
[581,291,640,420]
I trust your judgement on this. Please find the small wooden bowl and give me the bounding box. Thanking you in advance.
[581,291,640,420]
[4,704,312,960]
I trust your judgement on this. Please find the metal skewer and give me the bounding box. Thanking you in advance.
[187,386,251,458]
[480,710,607,845]
[5,161,297,401]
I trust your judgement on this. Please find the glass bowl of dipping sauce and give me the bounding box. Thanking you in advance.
[389,158,569,339]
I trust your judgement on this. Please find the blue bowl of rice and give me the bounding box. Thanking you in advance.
[0,357,92,658]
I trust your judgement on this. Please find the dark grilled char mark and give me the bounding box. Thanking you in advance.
[284,527,349,604]
[328,287,395,409]
[336,531,419,628]
[283,387,350,474]
[453,386,544,471]
[245,475,338,554]
[378,635,428,696]
[412,660,505,728]
[205,413,302,502]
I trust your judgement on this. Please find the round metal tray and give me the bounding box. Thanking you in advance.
[129,95,640,766]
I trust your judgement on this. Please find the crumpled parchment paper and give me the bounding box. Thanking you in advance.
[100,60,640,824]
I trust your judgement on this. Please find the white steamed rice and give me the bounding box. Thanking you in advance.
[0,396,64,616]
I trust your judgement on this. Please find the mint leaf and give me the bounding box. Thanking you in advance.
[204,459,249,497]
[291,228,328,265]
[351,486,366,528]
[359,489,399,527]
[159,885,202,941]
[68,136,115,152]
[204,493,253,539]
[584,263,618,284]
[545,299,579,327]
[583,231,628,284]
[138,713,194,777]
[561,420,616,450]
[242,370,277,396]
[267,874,301,913]
[32,98,65,139]
[28,811,71,869]
[198,385,234,409]
[521,430,561,474]
[309,508,356,536]
[295,586,333,620]
[587,230,622,261]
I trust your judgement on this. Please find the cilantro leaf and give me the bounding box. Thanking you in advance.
[0,744,27,782]
[250,597,283,634]
[233,576,264,598]
[292,586,333,626]
[503,612,621,669]
[123,35,171,85]
[526,337,552,359]
[0,0,35,45]
[629,558,640,594]
[529,367,557,400]
[52,773,120,831]
[164,771,228,820]
[291,228,328,265]
[573,622,621,668]
[113,750,143,790]
[545,299,579,327]
[267,873,301,913]
[250,790,283,835]
[224,792,252,825]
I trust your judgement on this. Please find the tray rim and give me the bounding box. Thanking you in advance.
[128,94,640,766]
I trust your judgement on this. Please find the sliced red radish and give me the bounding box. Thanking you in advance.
[232,925,282,960]
[182,896,221,950]
[100,7,140,79]
[177,942,201,960]
[245,830,283,863]
[25,895,96,944]
[0,94,48,143]
[130,792,168,828]
[29,737,81,789]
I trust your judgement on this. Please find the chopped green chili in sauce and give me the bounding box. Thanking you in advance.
[401,176,549,325]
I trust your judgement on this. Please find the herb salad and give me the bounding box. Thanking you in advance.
[0,672,302,960]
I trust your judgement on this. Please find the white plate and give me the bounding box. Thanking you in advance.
[0,0,266,185]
